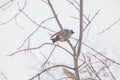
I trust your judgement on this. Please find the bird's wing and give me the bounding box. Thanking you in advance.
[50,32,58,39]
[50,29,67,39]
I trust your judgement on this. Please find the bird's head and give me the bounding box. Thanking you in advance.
[71,30,74,34]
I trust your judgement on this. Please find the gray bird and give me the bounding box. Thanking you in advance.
[51,29,74,43]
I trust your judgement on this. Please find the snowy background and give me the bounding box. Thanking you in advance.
[0,0,120,80]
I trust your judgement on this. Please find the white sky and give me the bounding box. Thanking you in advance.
[0,0,120,80]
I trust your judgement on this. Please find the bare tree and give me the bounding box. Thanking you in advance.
[0,0,120,80]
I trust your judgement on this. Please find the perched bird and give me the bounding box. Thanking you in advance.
[51,29,74,43]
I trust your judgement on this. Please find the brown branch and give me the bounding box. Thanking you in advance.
[0,0,13,9]
[46,1,82,80]
[41,0,49,5]
[58,77,75,80]
[41,45,56,67]
[21,11,55,32]
[89,53,116,80]
[29,65,74,80]
[0,0,26,25]
[87,56,102,80]
[63,68,76,80]
[7,43,74,57]
[83,15,90,23]
[98,18,120,34]
[78,54,86,68]
[72,37,120,67]
[46,0,76,56]
[7,43,46,56]
[67,0,99,33]
[15,17,24,29]
[67,0,79,11]
[77,0,83,60]
[40,51,49,61]
[82,42,120,66]
[83,9,100,32]
[2,0,14,10]
[73,0,80,7]
[0,71,8,80]
[83,25,91,42]
[18,13,55,49]
[73,37,120,67]
[70,10,100,34]
[47,0,63,29]
[73,1,83,80]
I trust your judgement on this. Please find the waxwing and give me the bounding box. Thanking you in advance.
[51,29,74,43]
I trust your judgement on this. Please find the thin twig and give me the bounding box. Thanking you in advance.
[29,65,74,80]
[0,0,13,9]
[0,71,8,80]
[0,0,26,25]
[78,54,86,68]
[83,9,100,32]
[67,0,79,11]
[15,17,24,29]
[73,0,80,7]
[18,13,55,49]
[47,0,63,29]
[41,45,56,67]
[87,56,102,80]
[89,53,116,80]
[21,11,55,32]
[41,0,49,5]
[2,0,14,10]
[82,42,120,66]
[7,43,74,57]
[98,18,120,34]
[58,77,75,80]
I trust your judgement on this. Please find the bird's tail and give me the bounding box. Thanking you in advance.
[51,38,56,43]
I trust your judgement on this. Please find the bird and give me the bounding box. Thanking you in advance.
[50,29,74,43]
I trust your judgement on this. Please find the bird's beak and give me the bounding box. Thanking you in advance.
[71,30,74,34]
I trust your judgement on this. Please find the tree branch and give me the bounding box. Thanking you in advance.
[0,0,26,25]
[29,65,74,80]
[47,0,76,56]
[7,43,74,57]
[0,0,14,10]
[82,42,120,66]
[41,45,56,67]
[98,18,120,34]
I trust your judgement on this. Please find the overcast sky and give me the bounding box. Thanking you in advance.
[0,0,120,80]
